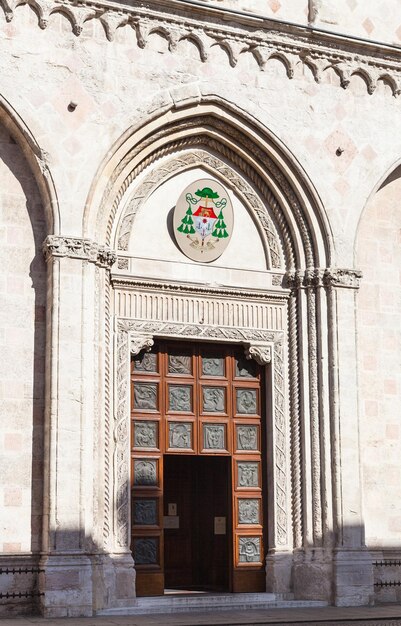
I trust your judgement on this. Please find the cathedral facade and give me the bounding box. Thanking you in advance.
[1,0,401,617]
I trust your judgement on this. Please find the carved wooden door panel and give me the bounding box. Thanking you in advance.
[131,343,266,596]
[231,354,265,592]
[131,347,164,596]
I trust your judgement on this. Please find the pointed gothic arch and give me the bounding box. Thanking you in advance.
[84,96,333,271]
[80,96,368,604]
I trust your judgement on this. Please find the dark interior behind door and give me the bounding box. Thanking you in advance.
[164,455,231,591]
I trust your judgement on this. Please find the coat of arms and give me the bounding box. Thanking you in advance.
[173,178,233,262]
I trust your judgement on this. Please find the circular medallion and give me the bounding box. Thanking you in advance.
[173,178,234,263]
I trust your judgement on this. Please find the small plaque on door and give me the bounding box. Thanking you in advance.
[168,503,177,516]
[164,516,179,529]
[214,516,226,535]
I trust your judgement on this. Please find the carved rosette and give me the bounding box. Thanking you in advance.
[42,235,116,269]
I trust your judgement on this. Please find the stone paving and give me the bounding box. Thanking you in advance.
[1,606,401,626]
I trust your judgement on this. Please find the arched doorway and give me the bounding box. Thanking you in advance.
[83,97,374,609]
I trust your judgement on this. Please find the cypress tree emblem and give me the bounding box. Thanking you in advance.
[212,209,229,239]
[177,204,196,235]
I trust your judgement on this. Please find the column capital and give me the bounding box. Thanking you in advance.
[323,268,362,289]
[42,235,117,268]
[285,268,362,290]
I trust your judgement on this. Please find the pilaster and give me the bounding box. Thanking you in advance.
[40,236,117,617]
[286,268,372,604]
[323,268,374,606]
[286,269,332,600]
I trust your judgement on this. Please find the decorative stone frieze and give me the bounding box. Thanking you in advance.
[323,268,363,289]
[118,319,283,343]
[43,235,97,262]
[3,0,401,96]
[114,328,130,549]
[113,280,287,333]
[42,235,116,268]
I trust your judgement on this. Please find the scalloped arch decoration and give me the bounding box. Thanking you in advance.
[1,0,400,96]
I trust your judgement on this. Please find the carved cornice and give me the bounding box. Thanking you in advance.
[285,268,362,290]
[43,235,117,268]
[118,318,283,345]
[4,0,401,96]
[244,342,272,365]
[111,275,289,302]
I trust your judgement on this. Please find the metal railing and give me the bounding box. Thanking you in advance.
[373,560,401,590]
[0,566,44,600]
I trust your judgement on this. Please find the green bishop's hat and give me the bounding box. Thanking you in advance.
[195,186,219,199]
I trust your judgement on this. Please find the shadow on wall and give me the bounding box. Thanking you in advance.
[3,522,401,615]
[0,536,136,617]
[0,129,46,615]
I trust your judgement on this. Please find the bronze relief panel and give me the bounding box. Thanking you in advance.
[134,383,158,411]
[168,385,192,412]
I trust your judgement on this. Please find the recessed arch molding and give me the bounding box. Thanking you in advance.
[65,98,366,602]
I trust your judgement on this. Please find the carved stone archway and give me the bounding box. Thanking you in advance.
[80,99,372,608]
[115,149,283,271]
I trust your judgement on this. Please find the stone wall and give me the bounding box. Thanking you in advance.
[357,169,401,547]
[0,0,400,616]
[0,122,46,612]
[199,0,401,45]
[0,3,399,254]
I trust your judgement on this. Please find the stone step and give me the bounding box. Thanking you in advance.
[97,593,328,616]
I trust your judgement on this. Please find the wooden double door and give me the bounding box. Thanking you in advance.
[130,342,266,596]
